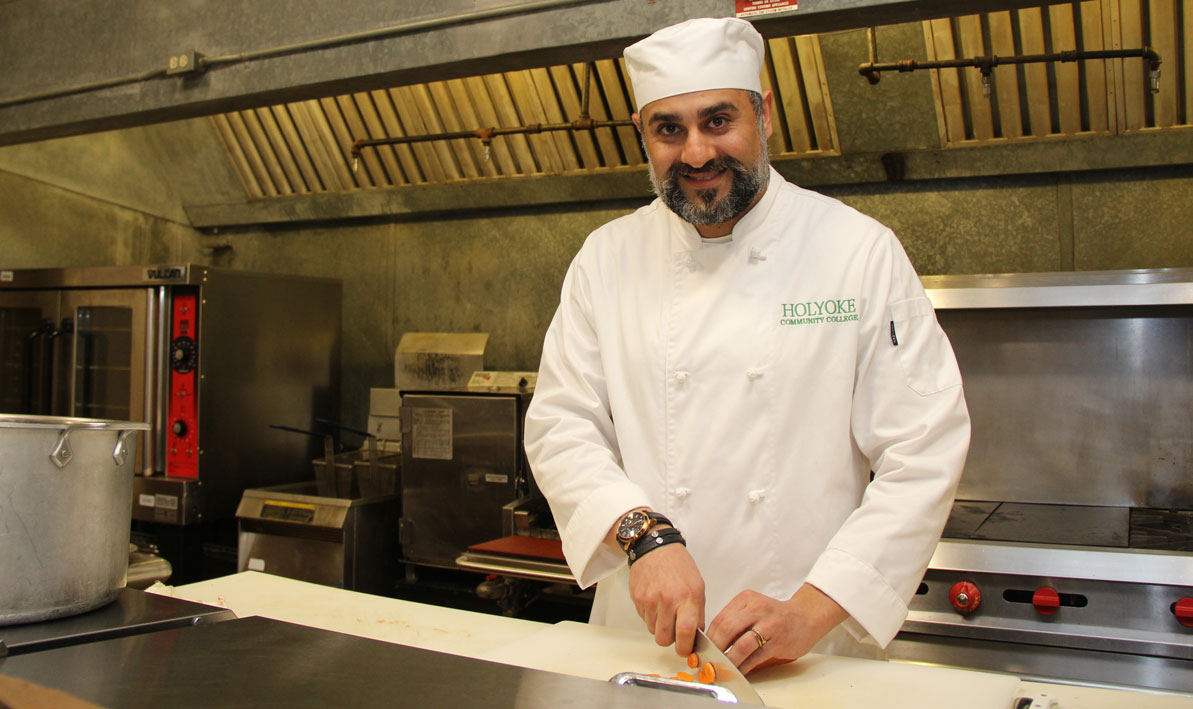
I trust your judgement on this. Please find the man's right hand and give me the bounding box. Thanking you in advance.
[628,542,706,657]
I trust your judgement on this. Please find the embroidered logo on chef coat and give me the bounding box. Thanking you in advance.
[779,298,859,326]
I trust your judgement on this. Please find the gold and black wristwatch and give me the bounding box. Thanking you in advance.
[615,509,686,565]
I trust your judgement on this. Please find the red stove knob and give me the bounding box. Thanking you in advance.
[949,581,981,614]
[1032,587,1061,615]
[1175,597,1193,627]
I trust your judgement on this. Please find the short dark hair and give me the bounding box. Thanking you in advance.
[747,90,763,118]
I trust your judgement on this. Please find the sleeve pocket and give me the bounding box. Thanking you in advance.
[888,297,962,396]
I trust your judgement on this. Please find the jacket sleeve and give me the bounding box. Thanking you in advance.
[804,230,970,648]
[523,247,653,589]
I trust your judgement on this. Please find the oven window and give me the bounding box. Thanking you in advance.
[0,307,44,413]
[74,306,133,420]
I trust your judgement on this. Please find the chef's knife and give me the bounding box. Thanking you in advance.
[694,629,766,705]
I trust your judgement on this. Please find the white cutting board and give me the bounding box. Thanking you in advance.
[481,621,1023,709]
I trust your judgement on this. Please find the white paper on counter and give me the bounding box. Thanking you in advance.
[148,571,545,658]
[149,574,1193,709]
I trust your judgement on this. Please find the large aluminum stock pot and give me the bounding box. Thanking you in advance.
[0,414,150,625]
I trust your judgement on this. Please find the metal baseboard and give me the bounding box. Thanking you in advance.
[888,631,1193,695]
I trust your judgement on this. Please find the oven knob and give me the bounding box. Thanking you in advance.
[1174,597,1193,627]
[172,420,188,437]
[949,581,981,614]
[170,336,197,374]
[1032,587,1061,615]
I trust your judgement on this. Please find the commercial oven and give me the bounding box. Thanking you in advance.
[889,268,1193,693]
[0,264,341,580]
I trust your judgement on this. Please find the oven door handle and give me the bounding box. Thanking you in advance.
[22,319,55,414]
[48,317,73,416]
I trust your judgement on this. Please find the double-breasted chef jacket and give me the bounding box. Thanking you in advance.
[524,167,970,656]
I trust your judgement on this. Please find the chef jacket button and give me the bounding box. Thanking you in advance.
[674,371,690,382]
[674,487,691,499]
[746,368,763,380]
[747,489,767,504]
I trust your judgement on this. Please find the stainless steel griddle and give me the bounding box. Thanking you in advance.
[888,270,1193,693]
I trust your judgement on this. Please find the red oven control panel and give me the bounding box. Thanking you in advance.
[167,293,199,479]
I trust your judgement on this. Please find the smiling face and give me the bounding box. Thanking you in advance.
[634,88,774,237]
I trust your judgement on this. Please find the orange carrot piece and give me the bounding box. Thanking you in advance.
[687,652,700,668]
[698,662,717,684]
[674,672,695,682]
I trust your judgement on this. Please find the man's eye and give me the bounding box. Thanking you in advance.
[708,116,728,129]
[658,125,680,136]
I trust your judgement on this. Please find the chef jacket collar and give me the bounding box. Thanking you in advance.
[671,166,782,251]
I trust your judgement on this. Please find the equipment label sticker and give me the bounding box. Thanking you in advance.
[411,408,453,460]
[736,0,798,18]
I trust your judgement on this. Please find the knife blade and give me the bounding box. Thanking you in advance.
[693,629,766,705]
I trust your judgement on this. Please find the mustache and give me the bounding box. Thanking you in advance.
[667,156,747,180]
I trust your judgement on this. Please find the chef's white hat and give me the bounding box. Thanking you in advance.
[624,17,765,112]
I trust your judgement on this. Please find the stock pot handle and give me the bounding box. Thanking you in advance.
[113,429,138,466]
[49,426,140,468]
[49,428,74,468]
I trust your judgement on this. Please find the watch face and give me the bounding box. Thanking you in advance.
[617,511,650,544]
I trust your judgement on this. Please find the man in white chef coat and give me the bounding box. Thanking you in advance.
[523,17,969,672]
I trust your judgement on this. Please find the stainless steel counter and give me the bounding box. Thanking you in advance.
[1,587,233,657]
[0,616,717,708]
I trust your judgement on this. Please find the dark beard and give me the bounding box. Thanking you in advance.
[650,152,770,227]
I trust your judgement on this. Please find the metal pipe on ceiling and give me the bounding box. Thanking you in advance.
[348,59,637,172]
[858,47,1164,95]
[349,117,638,172]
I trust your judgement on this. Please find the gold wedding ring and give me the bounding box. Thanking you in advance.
[748,627,767,649]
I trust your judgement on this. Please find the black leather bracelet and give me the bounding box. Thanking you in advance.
[645,511,672,527]
[627,527,686,565]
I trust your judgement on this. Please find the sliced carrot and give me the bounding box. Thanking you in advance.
[674,672,695,682]
[698,662,717,684]
[687,652,700,668]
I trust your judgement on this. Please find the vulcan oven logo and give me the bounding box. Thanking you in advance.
[145,267,184,280]
[779,298,858,326]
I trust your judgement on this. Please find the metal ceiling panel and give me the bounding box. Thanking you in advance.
[214,40,839,199]
[211,0,1191,201]
[923,0,1192,144]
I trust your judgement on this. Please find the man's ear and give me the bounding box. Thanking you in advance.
[632,112,642,131]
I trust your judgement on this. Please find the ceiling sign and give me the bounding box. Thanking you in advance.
[735,0,799,18]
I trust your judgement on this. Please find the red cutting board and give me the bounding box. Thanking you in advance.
[467,535,566,561]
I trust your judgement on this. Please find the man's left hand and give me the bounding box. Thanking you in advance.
[705,583,849,674]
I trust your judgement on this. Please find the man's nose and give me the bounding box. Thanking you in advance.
[680,131,716,169]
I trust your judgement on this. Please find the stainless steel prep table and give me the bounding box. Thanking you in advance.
[0,615,718,708]
[1,587,233,657]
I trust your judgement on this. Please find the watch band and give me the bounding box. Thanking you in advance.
[627,527,686,565]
